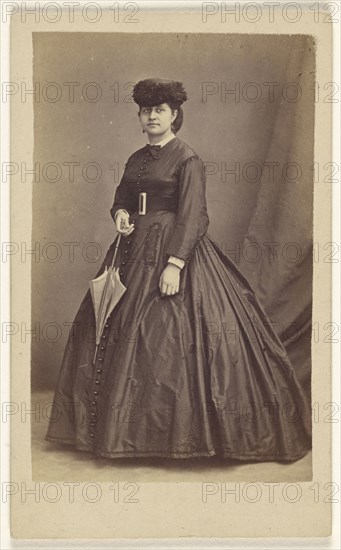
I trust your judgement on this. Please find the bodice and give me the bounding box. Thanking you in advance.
[122,137,197,208]
[110,137,210,262]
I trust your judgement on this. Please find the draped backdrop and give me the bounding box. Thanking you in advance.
[240,36,314,398]
[32,33,314,401]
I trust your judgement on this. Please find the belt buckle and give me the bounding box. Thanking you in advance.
[138,192,147,215]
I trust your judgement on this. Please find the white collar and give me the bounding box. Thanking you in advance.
[147,133,176,148]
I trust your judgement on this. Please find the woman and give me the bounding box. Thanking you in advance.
[46,78,311,462]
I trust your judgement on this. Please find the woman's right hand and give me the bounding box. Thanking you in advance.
[115,209,135,238]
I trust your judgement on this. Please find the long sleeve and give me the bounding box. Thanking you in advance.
[165,155,209,262]
[110,160,137,221]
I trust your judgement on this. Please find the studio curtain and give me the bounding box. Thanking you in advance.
[239,36,315,400]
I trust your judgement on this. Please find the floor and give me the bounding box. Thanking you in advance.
[32,390,312,482]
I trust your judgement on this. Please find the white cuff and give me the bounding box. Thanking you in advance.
[114,209,129,221]
[168,256,185,269]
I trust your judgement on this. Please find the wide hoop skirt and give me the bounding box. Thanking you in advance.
[46,209,312,462]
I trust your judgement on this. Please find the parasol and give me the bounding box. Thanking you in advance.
[89,234,126,365]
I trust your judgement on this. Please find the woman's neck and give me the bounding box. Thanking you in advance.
[148,129,175,145]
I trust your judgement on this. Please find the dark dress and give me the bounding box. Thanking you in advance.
[45,136,312,462]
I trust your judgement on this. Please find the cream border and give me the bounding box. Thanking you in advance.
[10,3,332,539]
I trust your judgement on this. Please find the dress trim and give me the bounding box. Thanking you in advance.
[144,222,162,269]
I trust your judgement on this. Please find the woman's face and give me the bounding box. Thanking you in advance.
[138,103,178,137]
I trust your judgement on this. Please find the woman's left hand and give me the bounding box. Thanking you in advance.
[159,264,181,297]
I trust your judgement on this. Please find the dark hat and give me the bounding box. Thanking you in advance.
[132,78,188,107]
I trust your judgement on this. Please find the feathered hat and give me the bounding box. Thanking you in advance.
[132,77,188,107]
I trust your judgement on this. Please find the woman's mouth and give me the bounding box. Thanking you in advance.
[148,123,159,126]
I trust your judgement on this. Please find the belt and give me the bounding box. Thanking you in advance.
[138,192,178,215]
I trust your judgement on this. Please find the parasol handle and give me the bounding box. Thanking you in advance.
[110,233,122,269]
[93,344,99,366]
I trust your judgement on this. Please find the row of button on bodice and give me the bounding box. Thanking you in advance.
[88,150,157,439]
